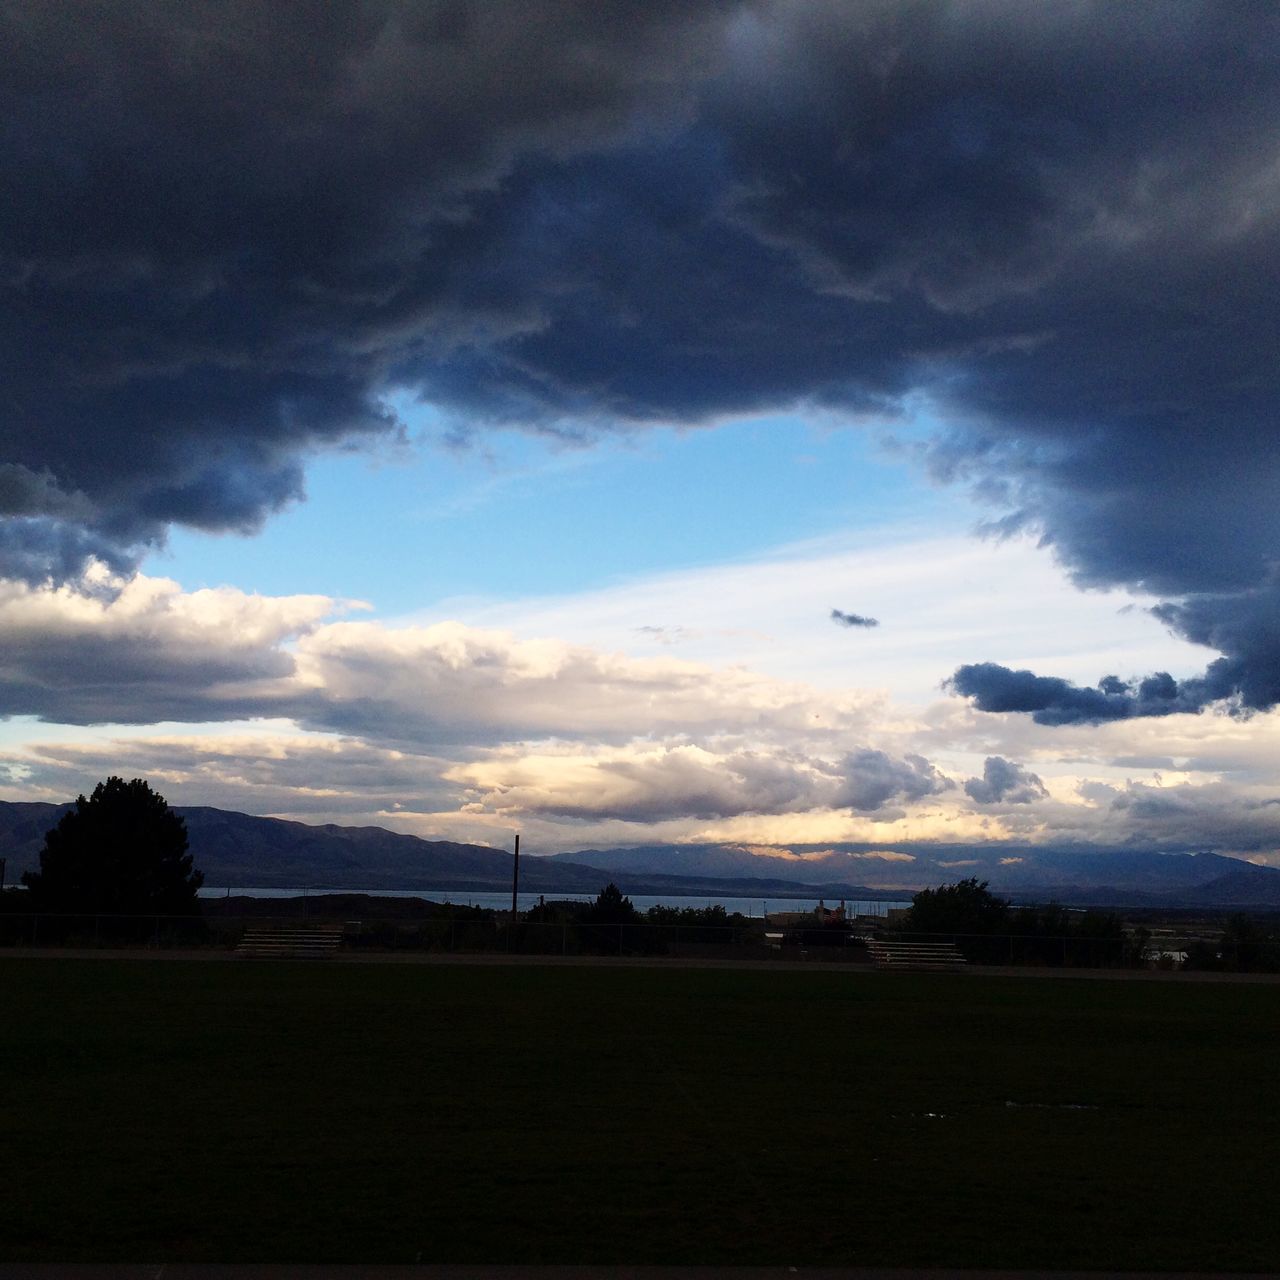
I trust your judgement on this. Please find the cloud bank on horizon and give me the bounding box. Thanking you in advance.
[6,564,1280,858]
[0,567,969,842]
[4,2,1280,857]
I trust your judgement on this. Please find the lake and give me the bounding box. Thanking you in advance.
[198,886,911,918]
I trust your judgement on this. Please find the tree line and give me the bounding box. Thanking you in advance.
[893,876,1141,966]
[6,778,1280,970]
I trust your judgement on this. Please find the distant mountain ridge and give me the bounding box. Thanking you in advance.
[0,801,601,894]
[2,799,1279,906]
[550,842,1280,907]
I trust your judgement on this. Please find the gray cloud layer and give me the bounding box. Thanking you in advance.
[964,755,1046,805]
[4,2,1279,710]
[835,748,951,813]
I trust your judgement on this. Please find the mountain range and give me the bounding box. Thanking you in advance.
[547,842,1280,907]
[0,801,601,895]
[2,799,1279,907]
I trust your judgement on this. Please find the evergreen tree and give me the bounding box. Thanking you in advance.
[22,777,202,914]
[585,882,640,925]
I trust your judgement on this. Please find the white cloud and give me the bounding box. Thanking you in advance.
[0,567,345,724]
[0,538,1278,858]
[447,741,951,823]
[0,568,883,746]
[419,528,1208,700]
[291,618,882,746]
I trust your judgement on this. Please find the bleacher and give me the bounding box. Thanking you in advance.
[234,925,344,959]
[866,939,967,971]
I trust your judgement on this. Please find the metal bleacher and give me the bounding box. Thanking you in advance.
[866,938,967,971]
[234,925,344,959]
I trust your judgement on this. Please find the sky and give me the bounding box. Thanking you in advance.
[3,1,1280,870]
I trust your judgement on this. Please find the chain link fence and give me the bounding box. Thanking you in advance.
[0,908,1198,968]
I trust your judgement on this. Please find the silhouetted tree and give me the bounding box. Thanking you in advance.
[585,882,640,926]
[582,883,655,954]
[524,897,590,924]
[22,777,202,915]
[1073,909,1131,967]
[1008,903,1128,966]
[901,877,1009,935]
[896,877,1010,963]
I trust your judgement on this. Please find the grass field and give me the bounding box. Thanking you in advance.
[3,958,1278,1268]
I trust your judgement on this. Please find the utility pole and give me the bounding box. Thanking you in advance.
[510,833,521,916]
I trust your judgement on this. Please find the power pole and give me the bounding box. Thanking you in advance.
[510,833,521,916]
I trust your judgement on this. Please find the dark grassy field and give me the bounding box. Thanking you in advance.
[3,958,1278,1268]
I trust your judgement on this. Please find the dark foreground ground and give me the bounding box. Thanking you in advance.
[3,958,1277,1269]
[3,1270,1278,1280]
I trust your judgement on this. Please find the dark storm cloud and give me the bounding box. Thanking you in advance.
[0,0,733,577]
[964,755,1046,805]
[948,663,1216,727]
[6,2,1280,715]
[831,609,878,629]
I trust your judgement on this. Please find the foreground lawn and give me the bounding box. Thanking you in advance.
[3,958,1277,1268]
